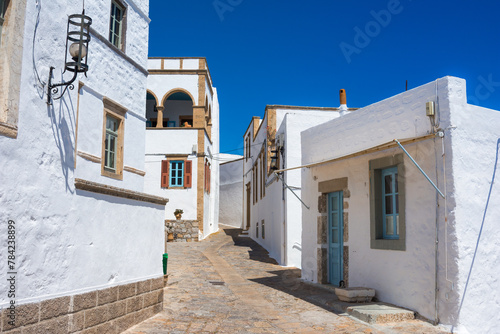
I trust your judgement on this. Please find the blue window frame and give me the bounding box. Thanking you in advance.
[169,161,184,187]
[167,121,176,127]
[382,167,399,239]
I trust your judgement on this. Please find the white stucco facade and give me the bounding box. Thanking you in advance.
[0,0,166,313]
[242,106,352,268]
[300,76,500,333]
[144,58,220,239]
[219,154,244,227]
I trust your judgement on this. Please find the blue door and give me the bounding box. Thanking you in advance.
[328,191,343,286]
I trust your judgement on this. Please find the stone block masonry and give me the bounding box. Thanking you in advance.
[0,277,164,333]
[166,220,200,242]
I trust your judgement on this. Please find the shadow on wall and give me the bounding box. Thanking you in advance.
[47,93,76,194]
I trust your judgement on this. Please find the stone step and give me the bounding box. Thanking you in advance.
[303,282,415,324]
[346,304,415,324]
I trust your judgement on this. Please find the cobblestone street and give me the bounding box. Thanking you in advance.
[125,226,448,334]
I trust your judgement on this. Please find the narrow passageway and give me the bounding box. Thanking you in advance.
[125,226,446,333]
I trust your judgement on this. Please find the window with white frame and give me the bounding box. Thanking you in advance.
[109,0,125,50]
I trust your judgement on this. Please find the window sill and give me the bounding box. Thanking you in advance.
[0,121,18,139]
[370,238,405,251]
[102,169,123,180]
[75,178,168,205]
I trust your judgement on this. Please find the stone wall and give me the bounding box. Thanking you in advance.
[1,277,164,333]
[166,220,199,242]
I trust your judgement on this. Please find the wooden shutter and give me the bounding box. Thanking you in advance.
[184,160,192,188]
[161,160,169,187]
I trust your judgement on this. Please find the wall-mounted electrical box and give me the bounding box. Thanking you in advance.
[426,101,435,116]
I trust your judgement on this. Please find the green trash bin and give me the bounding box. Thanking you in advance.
[162,253,168,275]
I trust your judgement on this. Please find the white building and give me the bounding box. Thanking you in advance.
[242,101,356,268]
[0,0,166,332]
[219,154,244,228]
[300,76,500,333]
[144,57,220,241]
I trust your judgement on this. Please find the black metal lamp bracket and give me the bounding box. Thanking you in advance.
[47,66,78,105]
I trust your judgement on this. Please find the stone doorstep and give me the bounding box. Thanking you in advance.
[302,281,415,324]
[346,304,415,324]
[335,287,375,302]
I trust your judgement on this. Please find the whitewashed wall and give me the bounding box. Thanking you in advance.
[145,66,220,237]
[301,76,500,332]
[145,130,198,220]
[204,88,220,237]
[0,0,164,308]
[447,100,500,334]
[243,108,339,267]
[219,155,244,228]
[148,74,198,106]
[282,112,339,268]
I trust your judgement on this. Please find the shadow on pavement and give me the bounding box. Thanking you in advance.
[221,227,341,315]
[222,227,278,265]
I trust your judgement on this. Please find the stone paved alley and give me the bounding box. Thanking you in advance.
[125,226,448,334]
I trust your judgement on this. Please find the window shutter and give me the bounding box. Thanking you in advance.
[185,160,192,188]
[208,165,211,193]
[161,160,169,187]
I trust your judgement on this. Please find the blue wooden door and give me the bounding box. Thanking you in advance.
[328,191,343,286]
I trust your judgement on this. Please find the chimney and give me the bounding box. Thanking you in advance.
[339,89,349,116]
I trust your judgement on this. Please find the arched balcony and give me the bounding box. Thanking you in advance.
[146,89,194,128]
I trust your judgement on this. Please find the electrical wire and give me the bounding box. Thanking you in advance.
[32,0,46,91]
[213,140,266,155]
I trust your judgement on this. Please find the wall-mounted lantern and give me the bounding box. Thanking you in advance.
[270,148,282,171]
[47,11,92,104]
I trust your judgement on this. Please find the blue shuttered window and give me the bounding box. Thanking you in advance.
[169,161,184,187]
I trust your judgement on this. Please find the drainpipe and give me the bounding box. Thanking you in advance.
[339,89,350,116]
[434,136,440,325]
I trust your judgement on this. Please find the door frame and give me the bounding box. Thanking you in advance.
[245,182,251,230]
[328,191,344,286]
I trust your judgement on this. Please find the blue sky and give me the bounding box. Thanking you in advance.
[148,0,500,155]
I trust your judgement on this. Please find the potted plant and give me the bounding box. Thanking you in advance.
[174,209,184,220]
